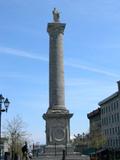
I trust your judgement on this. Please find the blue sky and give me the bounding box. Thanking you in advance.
[0,0,120,144]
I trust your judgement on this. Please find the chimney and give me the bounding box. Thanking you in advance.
[117,80,120,92]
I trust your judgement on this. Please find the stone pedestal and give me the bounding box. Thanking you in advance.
[43,109,73,154]
[35,154,90,160]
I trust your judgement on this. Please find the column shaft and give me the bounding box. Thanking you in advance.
[48,23,66,109]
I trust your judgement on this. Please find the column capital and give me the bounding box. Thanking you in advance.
[47,23,66,35]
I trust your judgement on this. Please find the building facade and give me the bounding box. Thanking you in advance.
[0,137,9,158]
[87,108,101,136]
[87,108,101,148]
[99,81,120,149]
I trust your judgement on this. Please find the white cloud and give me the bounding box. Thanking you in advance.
[65,78,92,87]
[0,72,27,79]
[0,47,48,62]
[0,46,119,78]
[65,62,119,78]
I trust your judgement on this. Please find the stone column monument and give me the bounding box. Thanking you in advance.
[43,8,73,154]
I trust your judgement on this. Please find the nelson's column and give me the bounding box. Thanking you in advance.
[43,8,73,154]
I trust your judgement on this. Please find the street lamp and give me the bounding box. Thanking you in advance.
[0,94,10,159]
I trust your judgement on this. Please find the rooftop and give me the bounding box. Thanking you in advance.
[98,81,120,106]
[87,108,100,119]
[98,92,118,106]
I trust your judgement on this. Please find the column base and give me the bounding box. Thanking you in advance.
[44,144,74,155]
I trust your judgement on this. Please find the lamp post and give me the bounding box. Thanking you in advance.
[0,94,10,160]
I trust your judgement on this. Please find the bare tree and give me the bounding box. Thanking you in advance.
[3,115,29,159]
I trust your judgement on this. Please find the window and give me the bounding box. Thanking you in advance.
[113,139,115,147]
[112,115,114,123]
[116,139,118,147]
[107,129,109,135]
[111,103,113,111]
[107,139,109,146]
[113,128,115,134]
[114,114,117,122]
[101,108,103,114]
[119,139,120,147]
[117,113,119,122]
[108,105,110,112]
[102,118,103,125]
[110,128,111,135]
[104,107,106,114]
[108,139,110,146]
[111,139,112,146]
[102,108,105,114]
[104,118,106,125]
[118,126,120,134]
[109,116,111,124]
[106,117,108,125]
[104,130,106,135]
[115,127,117,133]
[116,101,119,109]
[102,118,104,125]
[114,102,116,111]
[106,106,108,113]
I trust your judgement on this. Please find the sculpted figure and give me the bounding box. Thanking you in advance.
[52,8,60,22]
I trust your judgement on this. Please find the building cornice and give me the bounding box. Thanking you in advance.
[87,108,101,119]
[98,91,118,106]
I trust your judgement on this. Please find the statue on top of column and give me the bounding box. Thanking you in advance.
[52,8,60,22]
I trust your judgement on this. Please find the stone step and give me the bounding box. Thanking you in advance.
[33,154,90,160]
